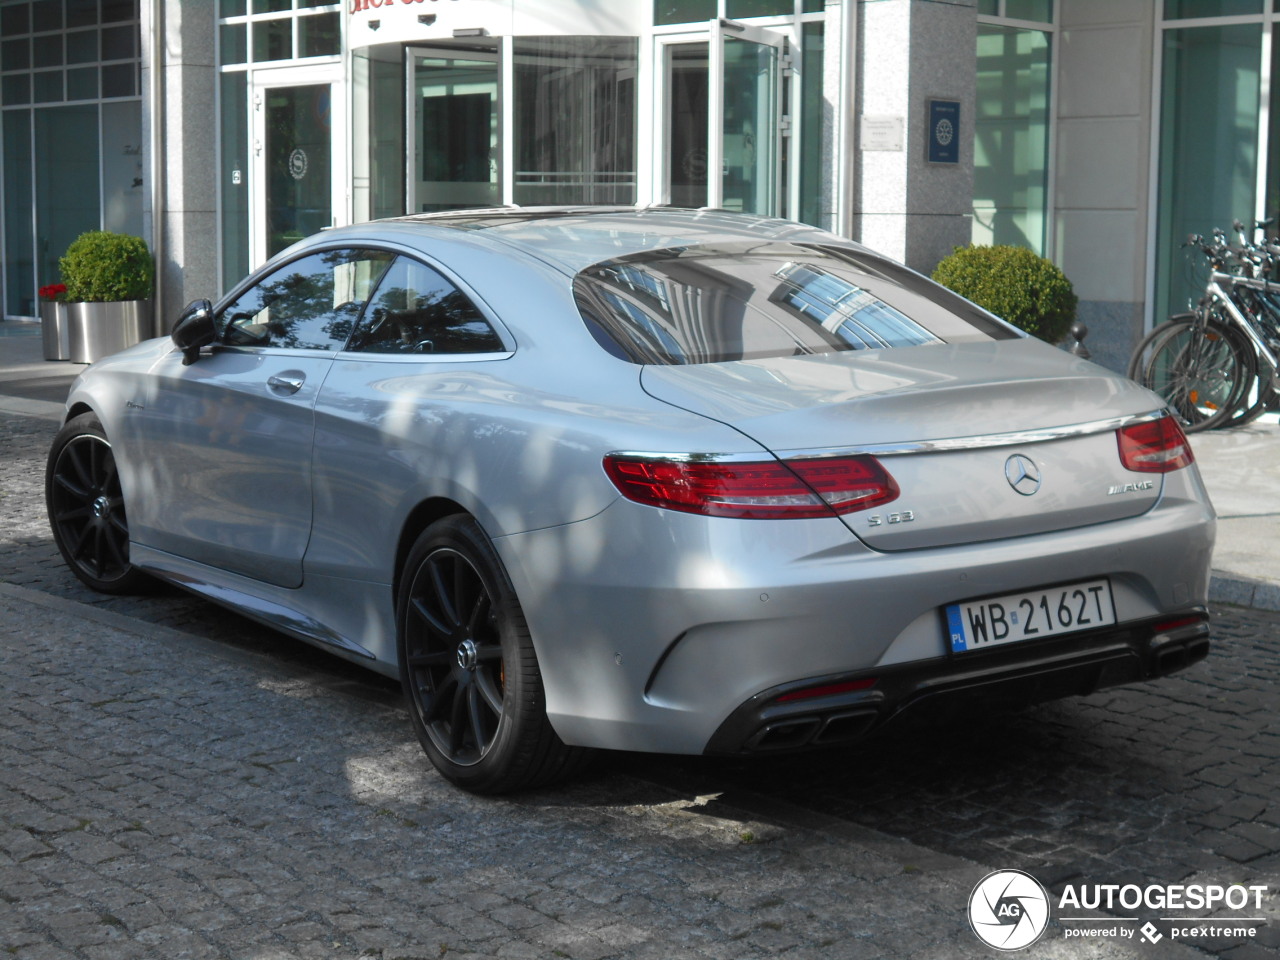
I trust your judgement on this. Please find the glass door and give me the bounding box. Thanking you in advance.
[252,69,345,264]
[661,22,785,214]
[714,20,783,215]
[409,50,500,213]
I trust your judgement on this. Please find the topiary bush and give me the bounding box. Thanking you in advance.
[59,231,154,303]
[931,244,1077,344]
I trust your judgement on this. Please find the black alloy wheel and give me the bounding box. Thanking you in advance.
[46,413,150,594]
[397,515,587,793]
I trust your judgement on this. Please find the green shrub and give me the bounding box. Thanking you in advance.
[59,231,154,303]
[931,244,1077,344]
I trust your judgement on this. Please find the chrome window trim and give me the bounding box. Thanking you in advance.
[606,410,1169,463]
[333,350,515,364]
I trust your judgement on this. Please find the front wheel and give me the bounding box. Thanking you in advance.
[396,515,589,794]
[45,413,151,594]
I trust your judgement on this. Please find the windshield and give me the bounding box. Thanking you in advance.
[574,242,1018,365]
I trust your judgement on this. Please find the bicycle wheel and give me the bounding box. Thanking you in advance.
[1133,315,1255,432]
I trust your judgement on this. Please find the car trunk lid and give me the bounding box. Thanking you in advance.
[640,340,1170,550]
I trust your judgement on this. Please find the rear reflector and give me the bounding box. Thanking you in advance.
[1117,416,1194,473]
[602,454,899,519]
[776,678,877,703]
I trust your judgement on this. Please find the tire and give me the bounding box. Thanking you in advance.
[1130,315,1254,432]
[396,515,590,794]
[45,412,152,594]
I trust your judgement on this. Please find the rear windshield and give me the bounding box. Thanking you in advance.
[573,241,1019,365]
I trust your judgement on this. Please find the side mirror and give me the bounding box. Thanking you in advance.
[171,299,215,365]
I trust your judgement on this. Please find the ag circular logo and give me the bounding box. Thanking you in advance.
[935,117,954,147]
[968,870,1050,951]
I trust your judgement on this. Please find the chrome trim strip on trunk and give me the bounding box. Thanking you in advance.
[606,410,1169,463]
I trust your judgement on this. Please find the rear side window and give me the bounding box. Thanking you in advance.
[347,256,504,355]
[573,242,1018,365]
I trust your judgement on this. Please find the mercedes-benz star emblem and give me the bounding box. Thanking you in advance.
[1004,454,1041,496]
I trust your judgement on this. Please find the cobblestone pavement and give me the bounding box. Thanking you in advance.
[2,409,1277,959]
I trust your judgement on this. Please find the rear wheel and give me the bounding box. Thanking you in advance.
[1131,315,1253,432]
[396,515,588,793]
[45,413,151,593]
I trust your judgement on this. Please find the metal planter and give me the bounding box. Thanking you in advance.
[40,301,70,360]
[66,300,150,364]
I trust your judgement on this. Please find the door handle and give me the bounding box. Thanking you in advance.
[267,374,305,394]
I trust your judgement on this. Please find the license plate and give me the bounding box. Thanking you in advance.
[946,579,1116,654]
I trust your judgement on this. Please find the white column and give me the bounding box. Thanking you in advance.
[853,0,975,274]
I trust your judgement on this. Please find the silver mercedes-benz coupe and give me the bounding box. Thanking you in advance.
[46,208,1215,793]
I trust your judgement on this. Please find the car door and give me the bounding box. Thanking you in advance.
[123,247,394,587]
[302,253,515,584]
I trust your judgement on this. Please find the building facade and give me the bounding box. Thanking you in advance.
[1,0,1276,374]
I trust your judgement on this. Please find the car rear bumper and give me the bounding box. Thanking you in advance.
[495,469,1215,756]
[703,610,1211,755]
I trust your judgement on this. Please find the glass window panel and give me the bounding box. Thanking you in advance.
[4,110,34,316]
[1163,0,1262,16]
[101,62,133,96]
[721,36,779,216]
[220,23,247,65]
[35,104,101,304]
[253,0,291,12]
[101,99,142,235]
[254,19,291,62]
[1,3,31,35]
[977,0,999,13]
[1004,0,1052,19]
[33,70,63,102]
[353,46,405,221]
[220,249,395,351]
[67,0,98,28]
[972,25,1051,255]
[2,37,30,70]
[667,42,708,208]
[100,0,134,22]
[264,84,331,255]
[726,0,791,17]
[1155,24,1261,325]
[101,25,134,60]
[654,0,715,26]
[33,34,62,68]
[299,12,339,57]
[220,0,247,16]
[412,54,499,212]
[32,0,62,31]
[513,37,637,206]
[66,66,98,99]
[2,73,31,105]
[300,0,336,7]
[351,257,504,355]
[220,71,251,289]
[802,0,823,11]
[66,30,98,64]
[798,23,823,227]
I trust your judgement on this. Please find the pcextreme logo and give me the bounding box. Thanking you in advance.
[967,870,1270,950]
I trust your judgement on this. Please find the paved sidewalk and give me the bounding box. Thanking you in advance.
[3,318,1276,611]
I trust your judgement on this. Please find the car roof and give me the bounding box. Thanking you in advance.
[372,206,850,274]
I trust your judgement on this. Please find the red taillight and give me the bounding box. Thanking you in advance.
[1117,416,1195,473]
[602,454,899,519]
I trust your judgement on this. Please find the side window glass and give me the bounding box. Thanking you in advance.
[348,256,505,355]
[220,249,394,350]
